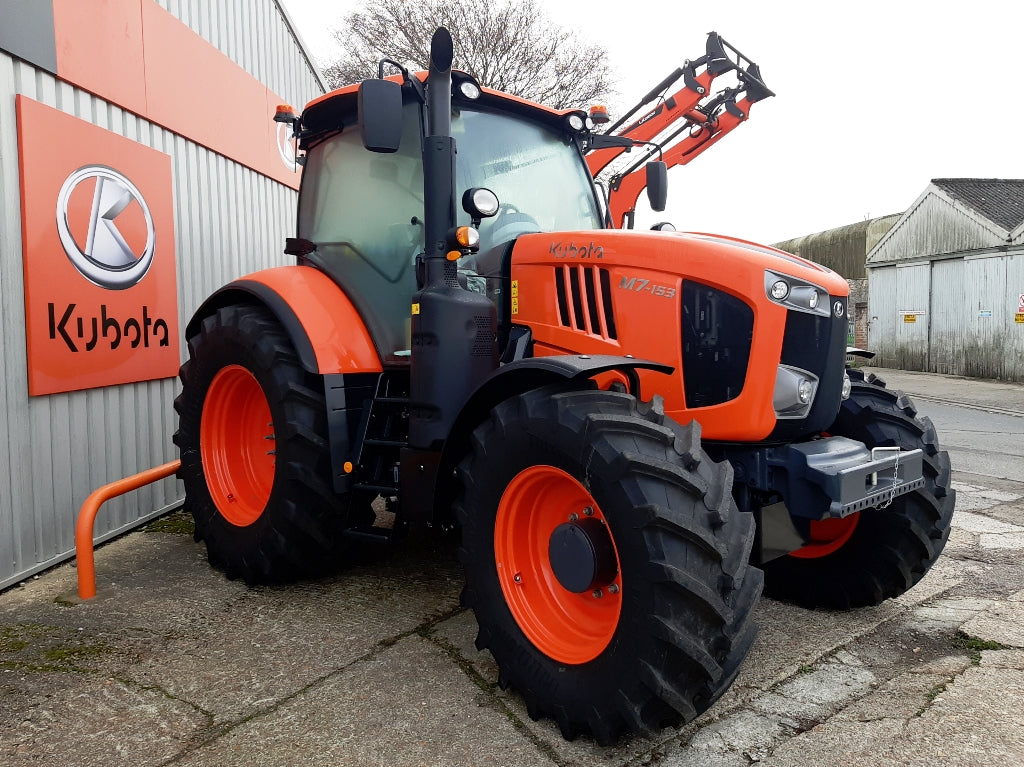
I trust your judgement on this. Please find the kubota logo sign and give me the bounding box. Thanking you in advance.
[56,166,156,289]
[16,96,180,396]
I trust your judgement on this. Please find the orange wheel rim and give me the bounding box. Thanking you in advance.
[789,512,859,559]
[494,466,621,665]
[201,365,275,527]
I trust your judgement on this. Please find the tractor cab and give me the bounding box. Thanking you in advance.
[293,75,603,362]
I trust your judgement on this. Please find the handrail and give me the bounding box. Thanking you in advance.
[75,460,181,599]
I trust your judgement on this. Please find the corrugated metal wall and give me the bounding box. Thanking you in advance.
[869,252,1024,381]
[868,263,931,370]
[0,0,324,589]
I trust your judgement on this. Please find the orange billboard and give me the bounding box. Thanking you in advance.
[17,95,180,396]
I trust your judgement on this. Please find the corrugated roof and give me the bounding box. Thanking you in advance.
[931,178,1024,231]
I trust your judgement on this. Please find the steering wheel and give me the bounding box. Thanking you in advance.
[490,204,540,244]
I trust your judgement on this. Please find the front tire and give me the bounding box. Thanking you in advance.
[174,304,360,584]
[456,385,762,744]
[761,369,955,609]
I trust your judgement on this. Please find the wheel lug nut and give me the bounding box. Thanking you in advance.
[568,512,579,521]
[513,573,522,584]
[592,589,603,599]
[608,583,620,594]
[583,506,594,516]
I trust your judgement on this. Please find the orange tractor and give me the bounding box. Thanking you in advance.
[175,29,953,743]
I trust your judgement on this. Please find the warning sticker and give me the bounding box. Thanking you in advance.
[903,314,917,323]
[1016,313,1024,324]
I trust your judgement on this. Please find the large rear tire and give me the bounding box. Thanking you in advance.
[456,385,762,744]
[174,304,361,584]
[761,369,955,609]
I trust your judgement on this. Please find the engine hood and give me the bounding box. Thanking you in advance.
[511,228,850,297]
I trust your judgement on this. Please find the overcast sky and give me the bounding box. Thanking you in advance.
[280,0,1024,245]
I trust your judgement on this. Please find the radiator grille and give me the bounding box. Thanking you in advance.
[553,266,617,339]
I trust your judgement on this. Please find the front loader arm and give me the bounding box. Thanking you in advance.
[606,92,760,229]
[588,33,773,228]
[585,65,717,178]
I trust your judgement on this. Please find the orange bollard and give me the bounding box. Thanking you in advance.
[75,460,181,599]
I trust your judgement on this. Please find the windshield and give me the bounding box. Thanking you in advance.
[452,108,602,251]
[296,101,601,357]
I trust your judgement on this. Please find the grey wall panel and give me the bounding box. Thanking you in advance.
[867,266,896,363]
[0,53,18,580]
[1004,255,1024,380]
[894,264,931,370]
[928,258,968,376]
[0,0,57,73]
[870,252,1024,381]
[0,40,301,587]
[868,264,931,370]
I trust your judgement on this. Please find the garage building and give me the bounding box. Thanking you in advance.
[866,179,1024,381]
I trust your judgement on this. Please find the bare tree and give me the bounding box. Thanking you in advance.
[323,0,615,110]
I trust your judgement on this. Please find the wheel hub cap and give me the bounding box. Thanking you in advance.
[549,518,617,593]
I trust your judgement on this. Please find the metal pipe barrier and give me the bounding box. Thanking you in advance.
[75,460,181,599]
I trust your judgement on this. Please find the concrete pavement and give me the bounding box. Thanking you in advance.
[1,369,1022,766]
[860,366,1024,415]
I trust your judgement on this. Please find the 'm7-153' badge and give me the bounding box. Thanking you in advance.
[618,276,676,298]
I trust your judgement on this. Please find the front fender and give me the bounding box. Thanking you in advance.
[420,354,674,527]
[186,266,382,375]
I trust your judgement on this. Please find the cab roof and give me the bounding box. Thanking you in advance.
[301,71,585,138]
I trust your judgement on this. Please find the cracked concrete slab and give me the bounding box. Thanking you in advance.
[960,591,1024,647]
[0,674,207,766]
[660,710,790,767]
[833,670,959,723]
[753,657,1024,767]
[907,597,999,632]
[172,635,558,767]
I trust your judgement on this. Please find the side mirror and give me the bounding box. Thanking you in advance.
[358,79,403,153]
[646,161,668,212]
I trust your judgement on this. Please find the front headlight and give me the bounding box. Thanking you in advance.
[773,365,819,418]
[765,271,829,317]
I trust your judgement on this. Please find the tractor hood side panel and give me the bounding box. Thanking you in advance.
[507,230,851,442]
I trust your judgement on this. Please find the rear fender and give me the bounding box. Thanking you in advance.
[186,266,382,375]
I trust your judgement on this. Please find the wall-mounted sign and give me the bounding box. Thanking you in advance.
[17,96,179,396]
[900,310,924,324]
[978,310,993,318]
[1016,313,1024,324]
